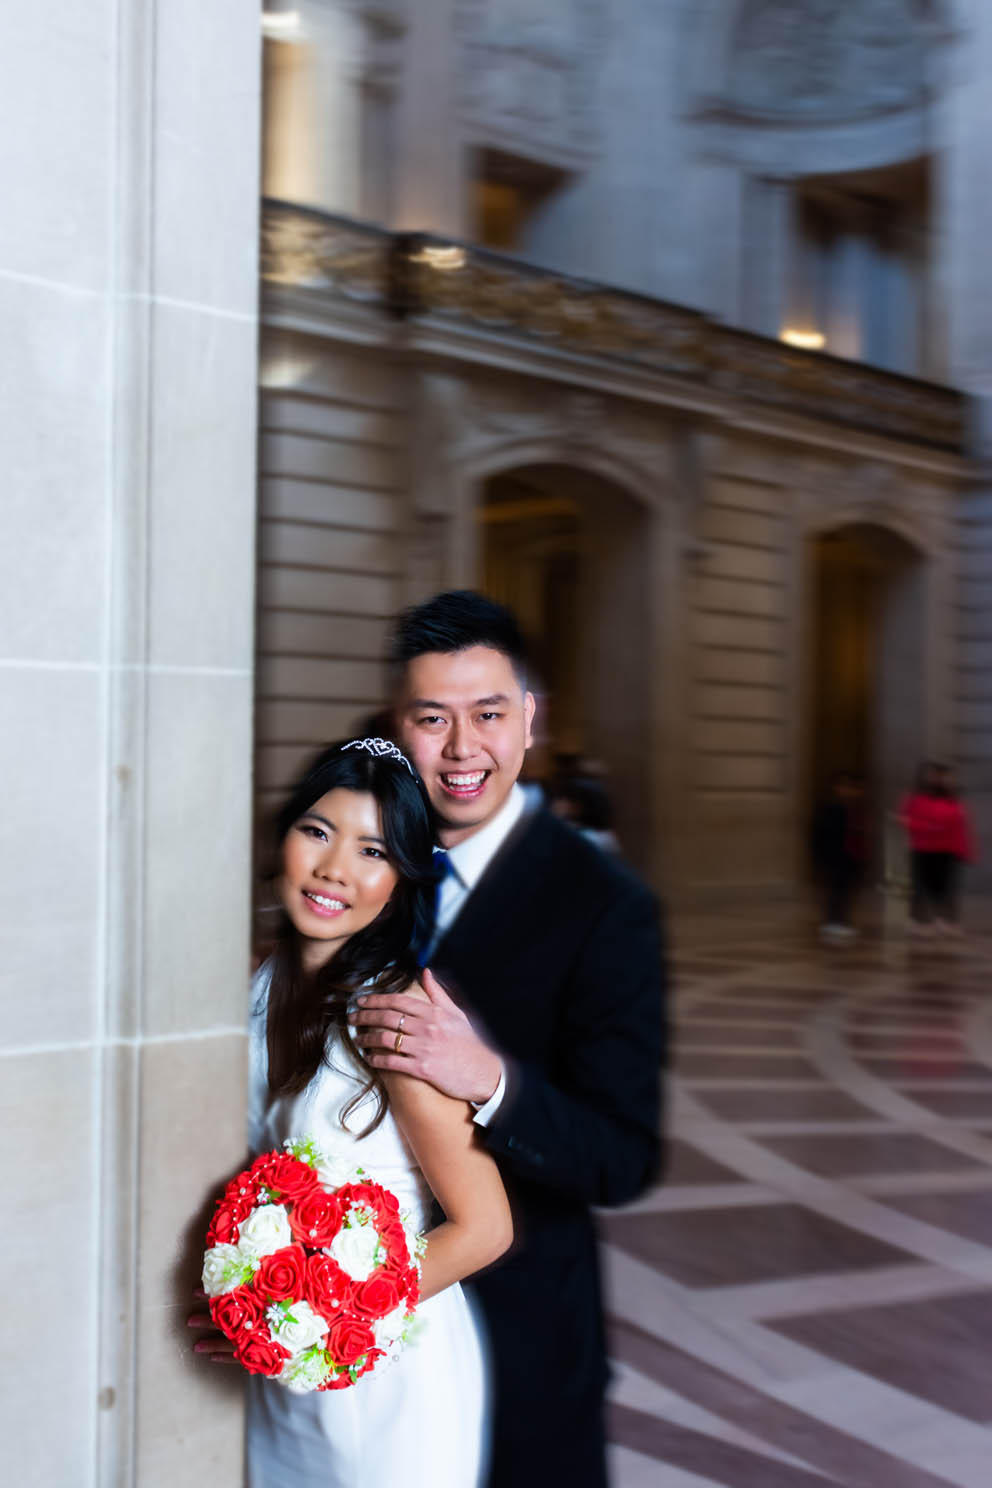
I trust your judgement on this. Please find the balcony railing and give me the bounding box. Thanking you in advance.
[261,200,967,454]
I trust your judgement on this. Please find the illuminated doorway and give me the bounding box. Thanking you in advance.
[479,463,654,868]
[807,523,927,865]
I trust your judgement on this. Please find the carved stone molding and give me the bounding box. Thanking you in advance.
[726,0,941,122]
[404,244,708,379]
[795,455,950,553]
[712,328,963,453]
[261,208,389,298]
[456,0,605,164]
[261,203,967,455]
[431,377,670,501]
[354,0,407,93]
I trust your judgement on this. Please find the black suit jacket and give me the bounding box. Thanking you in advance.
[432,804,666,1468]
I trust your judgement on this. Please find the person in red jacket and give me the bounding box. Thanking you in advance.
[899,761,976,934]
[934,764,977,930]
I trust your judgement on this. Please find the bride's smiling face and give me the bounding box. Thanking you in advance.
[281,788,399,970]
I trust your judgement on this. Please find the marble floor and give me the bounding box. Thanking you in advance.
[602,903,992,1487]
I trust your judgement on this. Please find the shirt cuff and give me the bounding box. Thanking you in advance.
[471,1064,507,1128]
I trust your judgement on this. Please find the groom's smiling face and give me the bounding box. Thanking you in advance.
[395,645,535,847]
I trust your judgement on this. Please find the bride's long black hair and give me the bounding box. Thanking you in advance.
[265,740,436,1135]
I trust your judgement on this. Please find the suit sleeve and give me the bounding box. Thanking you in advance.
[478,884,667,1206]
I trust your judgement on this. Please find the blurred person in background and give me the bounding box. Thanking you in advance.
[935,765,978,931]
[899,761,976,936]
[548,760,621,855]
[349,590,667,1488]
[811,772,868,942]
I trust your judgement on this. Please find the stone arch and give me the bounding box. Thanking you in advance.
[685,0,959,177]
[804,504,937,562]
[800,515,938,861]
[453,435,668,516]
[680,1,959,344]
[729,0,935,121]
[443,434,678,880]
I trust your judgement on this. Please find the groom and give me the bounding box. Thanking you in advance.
[350,590,667,1487]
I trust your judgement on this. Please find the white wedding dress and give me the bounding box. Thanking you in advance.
[245,964,489,1488]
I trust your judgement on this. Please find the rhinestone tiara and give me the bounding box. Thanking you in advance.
[341,736,414,774]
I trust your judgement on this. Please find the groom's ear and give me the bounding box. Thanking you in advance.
[523,691,536,749]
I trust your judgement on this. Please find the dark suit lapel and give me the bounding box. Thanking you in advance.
[432,806,553,1007]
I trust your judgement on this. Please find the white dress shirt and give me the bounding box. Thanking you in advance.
[432,782,531,1127]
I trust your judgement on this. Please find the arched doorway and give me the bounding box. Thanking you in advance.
[478,462,655,870]
[806,522,928,863]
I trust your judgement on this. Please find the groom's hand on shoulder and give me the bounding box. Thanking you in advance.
[348,969,503,1106]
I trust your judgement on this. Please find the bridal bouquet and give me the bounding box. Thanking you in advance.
[201,1137,424,1392]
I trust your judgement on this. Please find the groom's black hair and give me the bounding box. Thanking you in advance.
[387,589,531,690]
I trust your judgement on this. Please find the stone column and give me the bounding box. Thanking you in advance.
[263,1,369,216]
[825,225,869,363]
[941,1,992,424]
[0,3,260,1483]
[391,0,464,235]
[937,0,992,886]
[740,175,794,338]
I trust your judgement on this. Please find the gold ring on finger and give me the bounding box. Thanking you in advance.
[394,1029,405,1054]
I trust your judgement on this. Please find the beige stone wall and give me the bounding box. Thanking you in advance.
[1,4,260,1483]
[255,334,407,819]
[684,448,795,893]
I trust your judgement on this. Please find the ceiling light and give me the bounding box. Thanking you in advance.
[409,244,467,271]
[262,10,300,39]
[780,328,825,350]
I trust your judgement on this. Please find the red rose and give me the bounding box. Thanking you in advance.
[325,1315,376,1368]
[210,1285,266,1341]
[380,1218,408,1257]
[234,1327,290,1377]
[352,1347,384,1381]
[380,1190,399,1215]
[304,1253,351,1319]
[289,1189,343,1248]
[402,1267,420,1307]
[338,1181,382,1213]
[352,1271,401,1320]
[224,1168,263,1204]
[255,1244,307,1303]
[320,1370,353,1391]
[206,1198,251,1247]
[256,1154,319,1203]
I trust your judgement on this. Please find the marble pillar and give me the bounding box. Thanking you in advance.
[0,3,260,1483]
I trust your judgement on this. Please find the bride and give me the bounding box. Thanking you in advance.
[190,738,512,1487]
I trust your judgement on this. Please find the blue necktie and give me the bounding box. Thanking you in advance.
[419,849,454,968]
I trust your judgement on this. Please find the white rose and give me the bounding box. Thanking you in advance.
[278,1348,333,1394]
[202,1243,252,1297]
[374,1302,409,1350]
[237,1203,292,1260]
[266,1299,329,1356]
[327,1212,381,1281]
[312,1151,354,1192]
